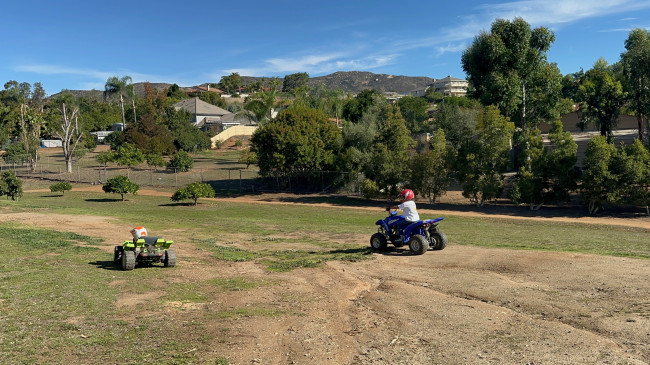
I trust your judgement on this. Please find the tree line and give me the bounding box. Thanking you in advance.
[1,18,649,214]
[249,19,650,215]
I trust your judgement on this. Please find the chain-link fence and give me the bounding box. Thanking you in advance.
[2,161,362,195]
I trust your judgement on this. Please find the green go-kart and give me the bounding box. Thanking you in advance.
[113,236,176,271]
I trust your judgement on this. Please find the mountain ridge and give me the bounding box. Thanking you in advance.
[52,71,443,99]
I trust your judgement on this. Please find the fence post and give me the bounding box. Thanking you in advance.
[239,170,242,192]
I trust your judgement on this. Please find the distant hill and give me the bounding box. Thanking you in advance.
[51,71,441,99]
[309,71,435,94]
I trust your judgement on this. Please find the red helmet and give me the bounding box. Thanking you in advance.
[397,189,414,202]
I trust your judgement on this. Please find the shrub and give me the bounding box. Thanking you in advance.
[361,179,379,199]
[171,182,215,206]
[167,150,194,172]
[102,175,139,201]
[49,182,72,195]
[1,171,23,200]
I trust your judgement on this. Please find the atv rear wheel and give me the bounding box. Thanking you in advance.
[164,249,177,267]
[429,231,448,250]
[409,234,429,255]
[113,246,124,263]
[370,233,388,251]
[122,250,136,271]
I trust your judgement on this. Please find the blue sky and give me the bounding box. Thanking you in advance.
[2,0,649,96]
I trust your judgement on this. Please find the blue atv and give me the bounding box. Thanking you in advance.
[370,209,448,255]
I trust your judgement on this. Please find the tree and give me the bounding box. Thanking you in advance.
[621,28,650,141]
[167,150,193,172]
[218,73,242,95]
[113,143,145,168]
[461,17,561,130]
[410,130,453,203]
[2,142,27,164]
[457,106,515,206]
[1,81,46,171]
[510,121,578,209]
[0,171,23,200]
[575,59,627,138]
[398,95,429,134]
[171,182,215,206]
[49,182,72,196]
[145,153,166,169]
[620,139,650,215]
[342,89,383,123]
[50,94,84,173]
[365,106,414,196]
[251,106,340,176]
[282,72,309,93]
[104,75,135,129]
[104,131,124,150]
[123,113,175,156]
[580,136,618,214]
[238,150,257,169]
[102,175,139,201]
[431,102,479,152]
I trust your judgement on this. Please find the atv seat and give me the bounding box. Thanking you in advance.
[134,236,163,246]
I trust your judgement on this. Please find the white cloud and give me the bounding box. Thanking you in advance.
[15,64,113,80]
[221,52,398,77]
[390,0,650,56]
[14,63,206,88]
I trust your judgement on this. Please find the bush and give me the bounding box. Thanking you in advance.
[171,182,215,206]
[3,143,27,164]
[167,150,194,172]
[361,179,379,199]
[102,175,139,201]
[1,171,23,200]
[49,182,72,195]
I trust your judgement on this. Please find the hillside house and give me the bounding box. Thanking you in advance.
[172,97,240,132]
[433,76,468,96]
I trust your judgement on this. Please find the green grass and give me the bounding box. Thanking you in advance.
[2,186,650,363]
[5,187,650,259]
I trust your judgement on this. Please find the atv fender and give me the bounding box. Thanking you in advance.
[375,219,391,232]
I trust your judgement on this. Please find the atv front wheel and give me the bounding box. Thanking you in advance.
[370,233,388,251]
[409,235,429,255]
[164,249,177,267]
[122,250,136,271]
[429,231,448,250]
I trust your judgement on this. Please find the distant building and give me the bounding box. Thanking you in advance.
[403,76,468,98]
[432,76,468,96]
[90,131,114,143]
[40,139,63,148]
[172,97,240,132]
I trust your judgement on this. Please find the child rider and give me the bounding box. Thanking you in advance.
[386,188,419,235]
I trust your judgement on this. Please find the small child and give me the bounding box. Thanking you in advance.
[387,189,420,233]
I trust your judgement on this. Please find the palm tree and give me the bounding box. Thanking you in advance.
[104,76,136,129]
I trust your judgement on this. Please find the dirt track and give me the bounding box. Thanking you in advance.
[3,188,650,364]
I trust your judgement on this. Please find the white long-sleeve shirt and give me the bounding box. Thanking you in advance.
[398,200,420,222]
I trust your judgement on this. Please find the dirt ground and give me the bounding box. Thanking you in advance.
[2,187,650,364]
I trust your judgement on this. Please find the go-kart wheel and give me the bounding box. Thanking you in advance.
[122,250,136,271]
[113,245,124,263]
[164,249,177,267]
[409,235,429,255]
[370,233,388,251]
[429,231,448,250]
